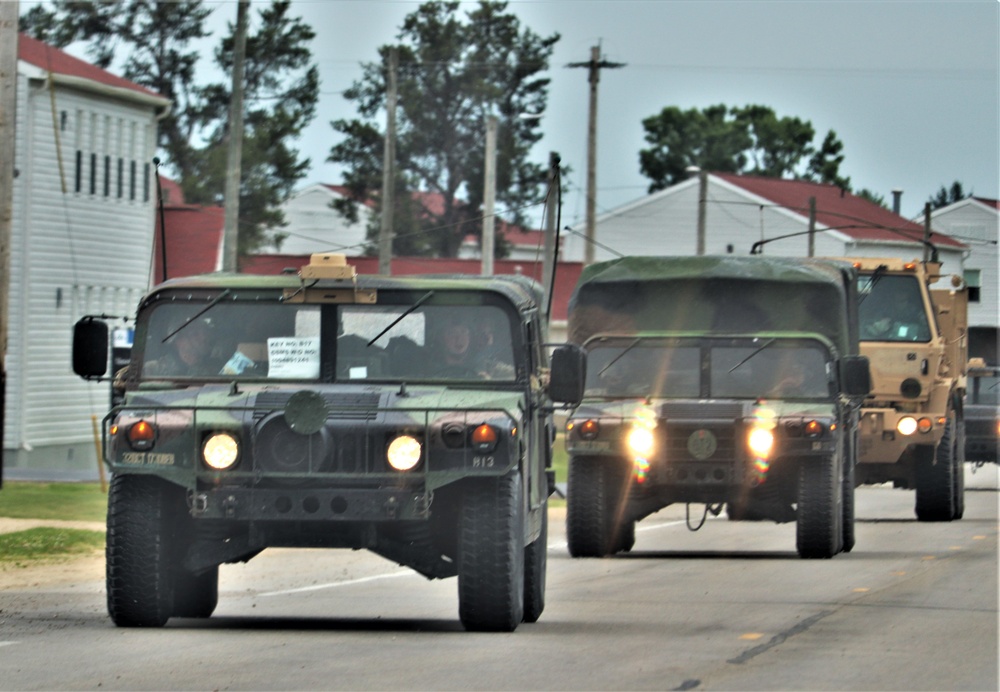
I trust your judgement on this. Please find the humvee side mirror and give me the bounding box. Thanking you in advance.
[840,355,871,397]
[549,344,586,405]
[73,317,109,379]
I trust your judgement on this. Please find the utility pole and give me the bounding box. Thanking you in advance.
[0,0,18,486]
[696,170,707,255]
[481,115,497,276]
[378,47,397,275]
[541,152,560,323]
[568,45,624,266]
[807,196,816,257]
[221,0,248,272]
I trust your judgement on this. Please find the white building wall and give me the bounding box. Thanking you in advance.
[263,184,371,256]
[929,200,999,329]
[6,73,159,475]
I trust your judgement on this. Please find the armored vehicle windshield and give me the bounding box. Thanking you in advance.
[584,335,833,400]
[139,294,519,384]
[857,273,932,342]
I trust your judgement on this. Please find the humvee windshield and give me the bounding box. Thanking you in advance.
[584,337,832,400]
[139,297,517,383]
[858,274,931,342]
[968,371,1000,406]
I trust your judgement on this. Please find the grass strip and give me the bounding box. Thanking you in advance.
[0,527,104,564]
[0,482,107,522]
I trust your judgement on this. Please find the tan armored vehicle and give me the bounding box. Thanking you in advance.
[845,257,969,521]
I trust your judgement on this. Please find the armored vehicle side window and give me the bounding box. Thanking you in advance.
[858,274,931,342]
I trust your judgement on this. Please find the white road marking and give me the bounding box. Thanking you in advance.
[259,570,412,597]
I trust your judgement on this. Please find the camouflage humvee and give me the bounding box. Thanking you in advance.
[563,256,871,559]
[72,255,585,631]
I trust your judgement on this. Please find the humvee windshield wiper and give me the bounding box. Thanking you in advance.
[162,289,232,342]
[599,337,643,377]
[367,291,435,347]
[728,338,775,373]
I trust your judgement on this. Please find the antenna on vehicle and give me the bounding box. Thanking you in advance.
[153,157,168,283]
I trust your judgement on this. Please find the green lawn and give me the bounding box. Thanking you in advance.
[0,527,104,565]
[0,481,107,523]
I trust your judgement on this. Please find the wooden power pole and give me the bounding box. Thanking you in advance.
[378,48,397,275]
[568,45,624,266]
[222,0,249,272]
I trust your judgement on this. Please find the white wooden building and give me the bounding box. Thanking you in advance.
[561,172,968,279]
[926,197,999,331]
[5,35,169,478]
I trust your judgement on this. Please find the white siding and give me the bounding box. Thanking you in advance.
[930,200,999,329]
[261,184,372,256]
[5,73,158,465]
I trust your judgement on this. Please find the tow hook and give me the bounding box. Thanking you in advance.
[188,491,209,516]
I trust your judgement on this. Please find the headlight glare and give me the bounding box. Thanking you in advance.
[202,432,240,470]
[897,417,918,436]
[387,435,422,471]
[748,427,775,458]
[626,426,655,458]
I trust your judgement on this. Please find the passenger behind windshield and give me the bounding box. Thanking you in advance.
[144,318,221,377]
[859,275,931,342]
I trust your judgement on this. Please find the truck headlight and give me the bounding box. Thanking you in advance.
[387,435,422,471]
[626,426,655,458]
[896,417,918,436]
[748,427,775,459]
[203,432,240,470]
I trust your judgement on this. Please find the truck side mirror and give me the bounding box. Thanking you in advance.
[840,355,871,397]
[549,344,587,405]
[73,317,109,379]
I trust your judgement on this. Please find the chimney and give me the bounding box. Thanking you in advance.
[892,189,903,215]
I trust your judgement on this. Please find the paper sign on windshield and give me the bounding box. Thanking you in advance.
[268,337,320,379]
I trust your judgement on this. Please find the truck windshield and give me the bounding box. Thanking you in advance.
[858,274,931,342]
[584,337,831,400]
[139,299,518,383]
[968,372,1000,405]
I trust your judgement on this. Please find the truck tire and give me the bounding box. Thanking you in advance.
[915,418,957,522]
[522,504,547,624]
[841,457,856,554]
[172,566,219,619]
[796,456,842,559]
[458,472,525,632]
[106,475,176,627]
[953,418,966,520]
[566,457,628,557]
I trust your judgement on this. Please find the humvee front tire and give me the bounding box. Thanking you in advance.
[915,417,957,522]
[566,457,629,557]
[458,472,525,632]
[173,566,219,619]
[522,503,547,624]
[796,456,842,559]
[841,456,856,554]
[106,475,177,627]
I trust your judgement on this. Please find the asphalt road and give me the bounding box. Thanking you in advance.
[1,471,997,691]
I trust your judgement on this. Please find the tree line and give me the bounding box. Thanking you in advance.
[20,0,974,259]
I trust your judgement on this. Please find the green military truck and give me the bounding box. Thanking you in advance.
[72,254,585,632]
[563,256,871,559]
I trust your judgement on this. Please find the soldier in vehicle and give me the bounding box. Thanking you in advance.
[144,318,220,377]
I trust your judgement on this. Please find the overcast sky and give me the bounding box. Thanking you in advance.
[180,0,1000,224]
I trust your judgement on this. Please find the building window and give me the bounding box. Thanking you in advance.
[965,269,981,303]
[89,153,96,195]
[143,162,150,203]
[74,151,82,193]
[130,160,136,201]
[104,155,111,197]
[117,158,124,198]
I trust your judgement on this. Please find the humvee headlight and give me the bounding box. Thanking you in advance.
[748,427,775,458]
[578,419,600,440]
[127,420,156,451]
[387,435,422,471]
[471,424,499,453]
[626,426,655,458]
[202,432,240,470]
[896,417,918,436]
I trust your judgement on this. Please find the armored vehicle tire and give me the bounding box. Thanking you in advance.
[173,566,219,619]
[841,459,856,554]
[522,503,548,624]
[107,474,178,627]
[796,456,843,559]
[915,418,958,522]
[566,457,629,558]
[953,420,966,520]
[616,518,636,553]
[458,472,525,632]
